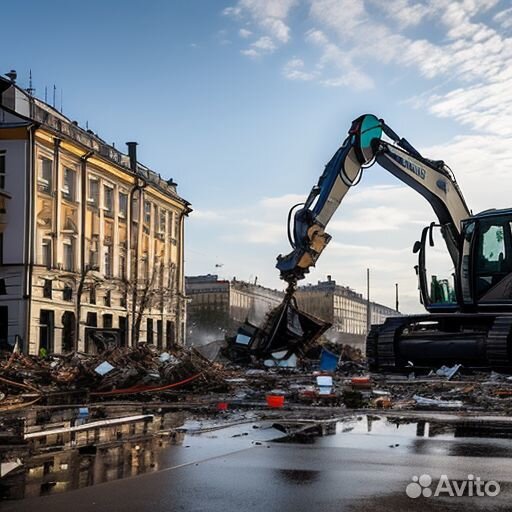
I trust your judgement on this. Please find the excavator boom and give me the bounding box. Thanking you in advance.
[276,114,471,285]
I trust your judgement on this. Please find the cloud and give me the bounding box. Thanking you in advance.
[240,48,260,58]
[225,0,512,90]
[494,7,512,30]
[239,28,252,38]
[282,58,317,81]
[225,0,297,57]
[240,36,277,57]
[252,36,277,51]
[190,209,225,221]
[259,193,306,209]
[329,205,426,233]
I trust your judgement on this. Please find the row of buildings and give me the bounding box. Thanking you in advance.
[186,274,400,348]
[0,71,191,354]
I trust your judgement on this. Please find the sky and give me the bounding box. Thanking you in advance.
[3,0,512,313]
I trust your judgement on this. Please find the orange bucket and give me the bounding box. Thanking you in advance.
[266,394,285,408]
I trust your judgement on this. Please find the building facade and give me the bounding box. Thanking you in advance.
[295,276,401,347]
[0,72,191,354]
[185,275,284,343]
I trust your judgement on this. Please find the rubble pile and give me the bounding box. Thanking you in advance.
[3,338,512,415]
[0,345,231,405]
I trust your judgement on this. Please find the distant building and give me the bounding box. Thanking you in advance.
[0,71,191,354]
[185,275,284,343]
[295,276,401,347]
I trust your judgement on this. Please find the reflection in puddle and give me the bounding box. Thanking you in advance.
[0,407,186,500]
[315,415,512,459]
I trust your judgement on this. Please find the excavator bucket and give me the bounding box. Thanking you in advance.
[225,296,331,364]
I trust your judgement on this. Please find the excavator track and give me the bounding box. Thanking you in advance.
[367,314,512,372]
[487,316,512,368]
[367,317,406,371]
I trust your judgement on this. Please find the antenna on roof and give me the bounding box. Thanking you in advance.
[52,85,56,108]
[86,121,89,130]
[60,88,63,112]
[44,86,47,103]
[27,69,35,96]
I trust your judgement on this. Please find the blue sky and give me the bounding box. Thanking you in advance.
[4,0,512,312]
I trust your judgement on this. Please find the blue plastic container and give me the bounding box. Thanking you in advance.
[319,348,339,372]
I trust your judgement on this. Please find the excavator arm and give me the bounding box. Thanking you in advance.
[276,114,471,285]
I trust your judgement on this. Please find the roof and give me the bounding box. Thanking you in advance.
[471,208,512,220]
[0,75,191,212]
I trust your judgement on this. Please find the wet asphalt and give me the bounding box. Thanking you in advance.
[3,417,512,512]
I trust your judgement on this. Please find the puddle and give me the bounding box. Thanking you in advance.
[279,415,512,460]
[0,407,285,501]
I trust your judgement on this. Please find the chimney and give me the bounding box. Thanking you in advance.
[126,142,138,171]
[327,275,332,282]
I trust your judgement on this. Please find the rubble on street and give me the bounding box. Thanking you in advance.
[3,339,512,414]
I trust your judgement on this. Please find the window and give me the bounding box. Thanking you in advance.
[38,158,52,193]
[0,151,5,189]
[43,279,52,299]
[154,205,160,232]
[42,238,52,269]
[481,225,505,263]
[0,279,6,295]
[104,290,111,307]
[144,200,151,225]
[174,212,179,238]
[168,211,175,238]
[119,192,128,219]
[88,238,98,268]
[88,178,99,206]
[132,196,139,222]
[104,185,113,217]
[103,245,113,277]
[63,285,72,301]
[159,209,166,235]
[474,218,512,300]
[63,240,74,271]
[0,233,3,265]
[62,168,75,201]
[86,312,97,326]
[89,287,96,305]
[119,253,126,279]
[147,318,154,344]
[103,314,113,328]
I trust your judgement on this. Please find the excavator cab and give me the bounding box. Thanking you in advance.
[462,210,512,306]
[415,210,512,312]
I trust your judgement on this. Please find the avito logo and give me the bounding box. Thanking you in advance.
[406,474,500,499]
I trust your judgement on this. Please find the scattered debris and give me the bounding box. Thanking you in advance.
[413,395,464,409]
[435,364,462,380]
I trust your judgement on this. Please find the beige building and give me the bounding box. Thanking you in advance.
[296,276,401,347]
[185,275,284,343]
[0,71,191,354]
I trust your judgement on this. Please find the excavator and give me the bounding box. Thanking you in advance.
[255,113,512,371]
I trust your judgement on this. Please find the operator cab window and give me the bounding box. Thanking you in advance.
[475,217,512,299]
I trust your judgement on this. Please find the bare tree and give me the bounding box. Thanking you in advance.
[128,256,174,343]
